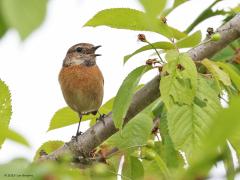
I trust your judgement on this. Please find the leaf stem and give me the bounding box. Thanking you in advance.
[146,40,164,63]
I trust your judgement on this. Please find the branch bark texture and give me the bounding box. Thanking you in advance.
[39,13,240,161]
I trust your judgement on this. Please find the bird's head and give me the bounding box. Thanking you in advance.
[63,43,101,67]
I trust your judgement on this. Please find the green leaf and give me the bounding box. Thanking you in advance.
[173,0,188,7]
[5,129,29,147]
[154,153,171,179]
[143,148,171,179]
[0,158,30,178]
[170,27,187,40]
[123,31,200,64]
[168,77,221,157]
[142,159,165,179]
[0,128,30,148]
[84,8,185,39]
[212,39,240,61]
[185,1,225,33]
[0,14,8,38]
[217,62,240,91]
[176,31,202,48]
[159,109,184,169]
[229,130,240,160]
[112,65,151,129]
[122,156,144,180]
[202,59,232,87]
[162,0,188,16]
[48,107,85,131]
[139,0,167,17]
[185,96,240,179]
[0,79,12,147]
[0,0,47,39]
[212,46,235,61]
[108,113,153,149]
[48,97,114,131]
[160,51,198,108]
[222,144,235,180]
[33,140,64,161]
[124,41,174,64]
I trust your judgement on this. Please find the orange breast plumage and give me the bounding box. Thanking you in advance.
[59,65,104,114]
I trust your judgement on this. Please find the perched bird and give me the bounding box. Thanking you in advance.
[59,43,104,136]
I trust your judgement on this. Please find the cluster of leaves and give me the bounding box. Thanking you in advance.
[1,0,240,180]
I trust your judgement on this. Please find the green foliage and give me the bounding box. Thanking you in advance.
[0,9,8,38]
[122,156,144,180]
[108,112,152,150]
[34,140,64,161]
[183,97,240,179]
[141,147,170,179]
[124,31,201,64]
[163,0,188,16]
[0,158,30,180]
[112,65,151,129]
[29,160,88,179]
[212,41,238,61]
[222,145,235,180]
[152,153,170,179]
[90,163,116,180]
[0,0,47,39]
[201,96,240,155]
[139,0,167,17]
[160,51,197,108]
[0,79,12,147]
[124,41,174,64]
[217,62,240,91]
[0,80,11,130]
[0,158,95,180]
[168,77,221,157]
[0,80,29,148]
[172,0,187,8]
[175,30,202,48]
[185,0,226,33]
[202,59,232,88]
[159,110,184,169]
[142,159,165,179]
[48,97,114,131]
[0,129,30,148]
[48,107,81,131]
[84,8,186,39]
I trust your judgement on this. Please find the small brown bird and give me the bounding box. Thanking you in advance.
[59,43,104,136]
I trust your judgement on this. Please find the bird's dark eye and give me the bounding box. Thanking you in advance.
[76,47,82,53]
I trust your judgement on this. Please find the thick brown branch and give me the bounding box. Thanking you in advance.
[38,13,240,162]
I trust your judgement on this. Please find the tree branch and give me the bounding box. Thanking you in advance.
[38,13,240,162]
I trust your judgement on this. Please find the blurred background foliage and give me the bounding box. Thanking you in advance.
[0,0,47,39]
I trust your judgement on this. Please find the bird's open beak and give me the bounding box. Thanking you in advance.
[93,45,101,56]
[93,45,101,51]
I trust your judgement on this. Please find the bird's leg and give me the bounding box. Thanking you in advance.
[96,111,106,125]
[76,114,83,137]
